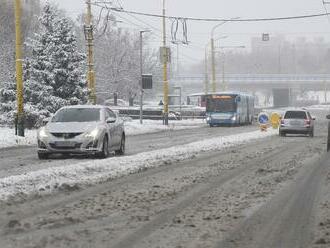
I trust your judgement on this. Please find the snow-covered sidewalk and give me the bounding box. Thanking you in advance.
[0,119,205,149]
[0,129,277,201]
[0,128,36,149]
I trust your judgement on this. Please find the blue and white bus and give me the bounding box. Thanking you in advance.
[205,92,254,127]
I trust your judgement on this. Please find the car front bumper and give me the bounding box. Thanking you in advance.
[207,118,236,125]
[37,135,103,154]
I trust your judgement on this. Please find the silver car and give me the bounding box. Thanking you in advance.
[37,105,125,159]
[279,109,315,137]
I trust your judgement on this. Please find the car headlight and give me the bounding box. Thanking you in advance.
[231,115,237,121]
[206,116,211,121]
[84,128,99,138]
[39,127,49,138]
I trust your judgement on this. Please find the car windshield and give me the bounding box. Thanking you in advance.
[284,111,307,119]
[51,108,101,122]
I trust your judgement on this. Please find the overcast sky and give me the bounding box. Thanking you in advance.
[50,0,330,65]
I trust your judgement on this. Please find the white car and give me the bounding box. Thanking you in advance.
[37,105,125,159]
[279,109,315,137]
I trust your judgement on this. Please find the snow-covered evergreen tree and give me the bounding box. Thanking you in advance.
[0,3,88,128]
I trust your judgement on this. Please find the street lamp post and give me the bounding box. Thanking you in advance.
[204,44,209,95]
[162,0,169,126]
[210,17,239,93]
[205,36,226,95]
[139,30,151,125]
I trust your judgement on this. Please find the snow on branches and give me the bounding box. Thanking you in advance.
[0,3,88,128]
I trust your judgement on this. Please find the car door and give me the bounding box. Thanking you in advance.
[106,109,120,148]
[104,108,117,150]
[109,109,122,147]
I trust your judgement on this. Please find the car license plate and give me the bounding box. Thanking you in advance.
[55,141,75,147]
[290,120,301,126]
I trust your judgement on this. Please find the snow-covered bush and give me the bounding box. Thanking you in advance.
[0,3,88,128]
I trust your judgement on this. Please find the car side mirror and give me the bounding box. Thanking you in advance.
[327,114,330,120]
[106,117,116,123]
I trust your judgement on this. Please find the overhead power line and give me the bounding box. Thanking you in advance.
[91,2,330,22]
[322,0,330,24]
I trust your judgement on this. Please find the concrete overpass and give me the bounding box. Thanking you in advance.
[171,74,330,92]
[148,74,330,107]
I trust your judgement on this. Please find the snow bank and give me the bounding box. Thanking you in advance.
[0,127,36,149]
[125,119,204,136]
[0,129,277,201]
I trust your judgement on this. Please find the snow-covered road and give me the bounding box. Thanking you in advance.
[0,128,277,201]
[0,122,259,179]
[0,109,328,248]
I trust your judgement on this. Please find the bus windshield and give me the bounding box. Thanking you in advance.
[206,96,237,112]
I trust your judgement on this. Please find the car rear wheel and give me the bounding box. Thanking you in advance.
[115,134,125,156]
[38,152,49,160]
[98,136,109,158]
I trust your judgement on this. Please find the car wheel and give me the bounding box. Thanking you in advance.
[115,134,125,156]
[98,136,109,158]
[38,152,49,160]
[279,131,285,137]
[209,124,214,127]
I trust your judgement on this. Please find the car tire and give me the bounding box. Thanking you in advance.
[38,152,49,160]
[115,134,125,156]
[98,136,109,159]
[279,131,285,137]
[209,124,214,127]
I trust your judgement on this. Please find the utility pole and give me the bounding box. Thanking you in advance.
[14,0,24,137]
[177,43,180,76]
[211,37,216,93]
[139,30,150,124]
[204,45,209,95]
[278,44,281,74]
[222,51,226,91]
[140,31,143,124]
[210,17,239,94]
[325,80,327,104]
[162,0,169,125]
[85,0,96,104]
